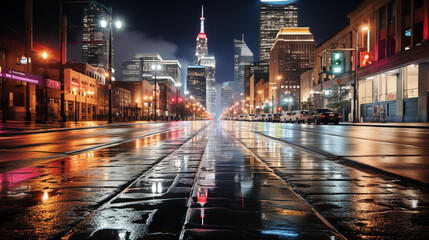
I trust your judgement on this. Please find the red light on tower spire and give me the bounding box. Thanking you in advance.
[197,5,207,40]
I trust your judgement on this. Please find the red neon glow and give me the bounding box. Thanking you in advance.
[197,33,207,39]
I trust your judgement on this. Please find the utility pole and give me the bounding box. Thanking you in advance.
[59,0,66,122]
[1,76,5,123]
[320,52,325,108]
[25,0,33,121]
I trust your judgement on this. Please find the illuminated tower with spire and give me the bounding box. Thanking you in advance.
[195,5,208,65]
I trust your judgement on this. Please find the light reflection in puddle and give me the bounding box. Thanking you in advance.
[151,182,163,194]
[42,190,49,201]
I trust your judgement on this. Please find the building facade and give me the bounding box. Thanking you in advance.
[304,0,429,122]
[187,66,206,109]
[82,1,113,72]
[259,0,298,61]
[221,81,234,113]
[121,59,143,82]
[233,39,254,98]
[162,60,182,93]
[200,57,216,116]
[244,61,269,113]
[195,6,208,65]
[270,27,315,111]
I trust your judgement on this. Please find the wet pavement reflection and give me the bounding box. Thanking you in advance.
[224,121,429,240]
[181,123,343,239]
[1,120,428,239]
[0,121,210,239]
[239,121,429,185]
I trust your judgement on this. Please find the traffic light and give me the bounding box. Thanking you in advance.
[179,98,183,103]
[277,107,282,112]
[331,51,345,75]
[360,51,372,67]
[171,97,176,102]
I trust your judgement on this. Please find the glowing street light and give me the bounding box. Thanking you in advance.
[151,64,162,121]
[100,18,123,123]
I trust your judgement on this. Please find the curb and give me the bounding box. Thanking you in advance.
[340,123,429,129]
[252,130,429,189]
[0,121,173,137]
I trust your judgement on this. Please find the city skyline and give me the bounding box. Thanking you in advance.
[0,0,363,87]
[1,1,429,239]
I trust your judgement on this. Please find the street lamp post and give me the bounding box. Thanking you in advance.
[101,19,122,124]
[151,64,162,122]
[73,89,78,123]
[1,75,6,123]
[175,82,181,121]
[136,99,139,121]
[352,27,365,123]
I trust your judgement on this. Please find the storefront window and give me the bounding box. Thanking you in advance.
[404,64,419,98]
[359,79,373,104]
[378,72,397,102]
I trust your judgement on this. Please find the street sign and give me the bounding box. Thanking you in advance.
[0,67,43,85]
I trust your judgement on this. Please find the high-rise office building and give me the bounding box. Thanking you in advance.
[82,1,113,71]
[244,61,269,102]
[270,27,315,108]
[121,54,181,87]
[162,60,182,93]
[233,38,254,99]
[187,66,207,109]
[221,81,234,113]
[188,5,216,116]
[195,6,208,65]
[259,0,298,61]
[200,57,216,116]
[121,59,143,82]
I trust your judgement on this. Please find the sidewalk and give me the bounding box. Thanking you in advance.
[340,121,429,129]
[0,121,151,136]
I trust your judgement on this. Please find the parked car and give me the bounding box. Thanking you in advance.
[264,114,273,122]
[238,115,245,121]
[247,114,256,121]
[272,113,282,122]
[254,114,260,121]
[307,109,341,125]
[291,110,309,123]
[258,114,266,122]
[280,112,294,123]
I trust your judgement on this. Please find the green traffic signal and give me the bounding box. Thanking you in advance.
[331,51,345,75]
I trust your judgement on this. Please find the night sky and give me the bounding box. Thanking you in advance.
[1,0,363,114]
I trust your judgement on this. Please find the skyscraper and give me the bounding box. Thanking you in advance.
[200,57,216,116]
[187,66,206,109]
[162,60,182,93]
[233,38,254,99]
[221,81,234,113]
[188,5,216,117]
[270,27,315,109]
[259,0,298,61]
[82,1,112,71]
[194,6,208,65]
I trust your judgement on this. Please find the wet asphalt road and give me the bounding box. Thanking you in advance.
[0,120,428,239]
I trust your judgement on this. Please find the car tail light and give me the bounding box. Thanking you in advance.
[321,115,325,118]
[339,115,342,118]
[300,115,303,117]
